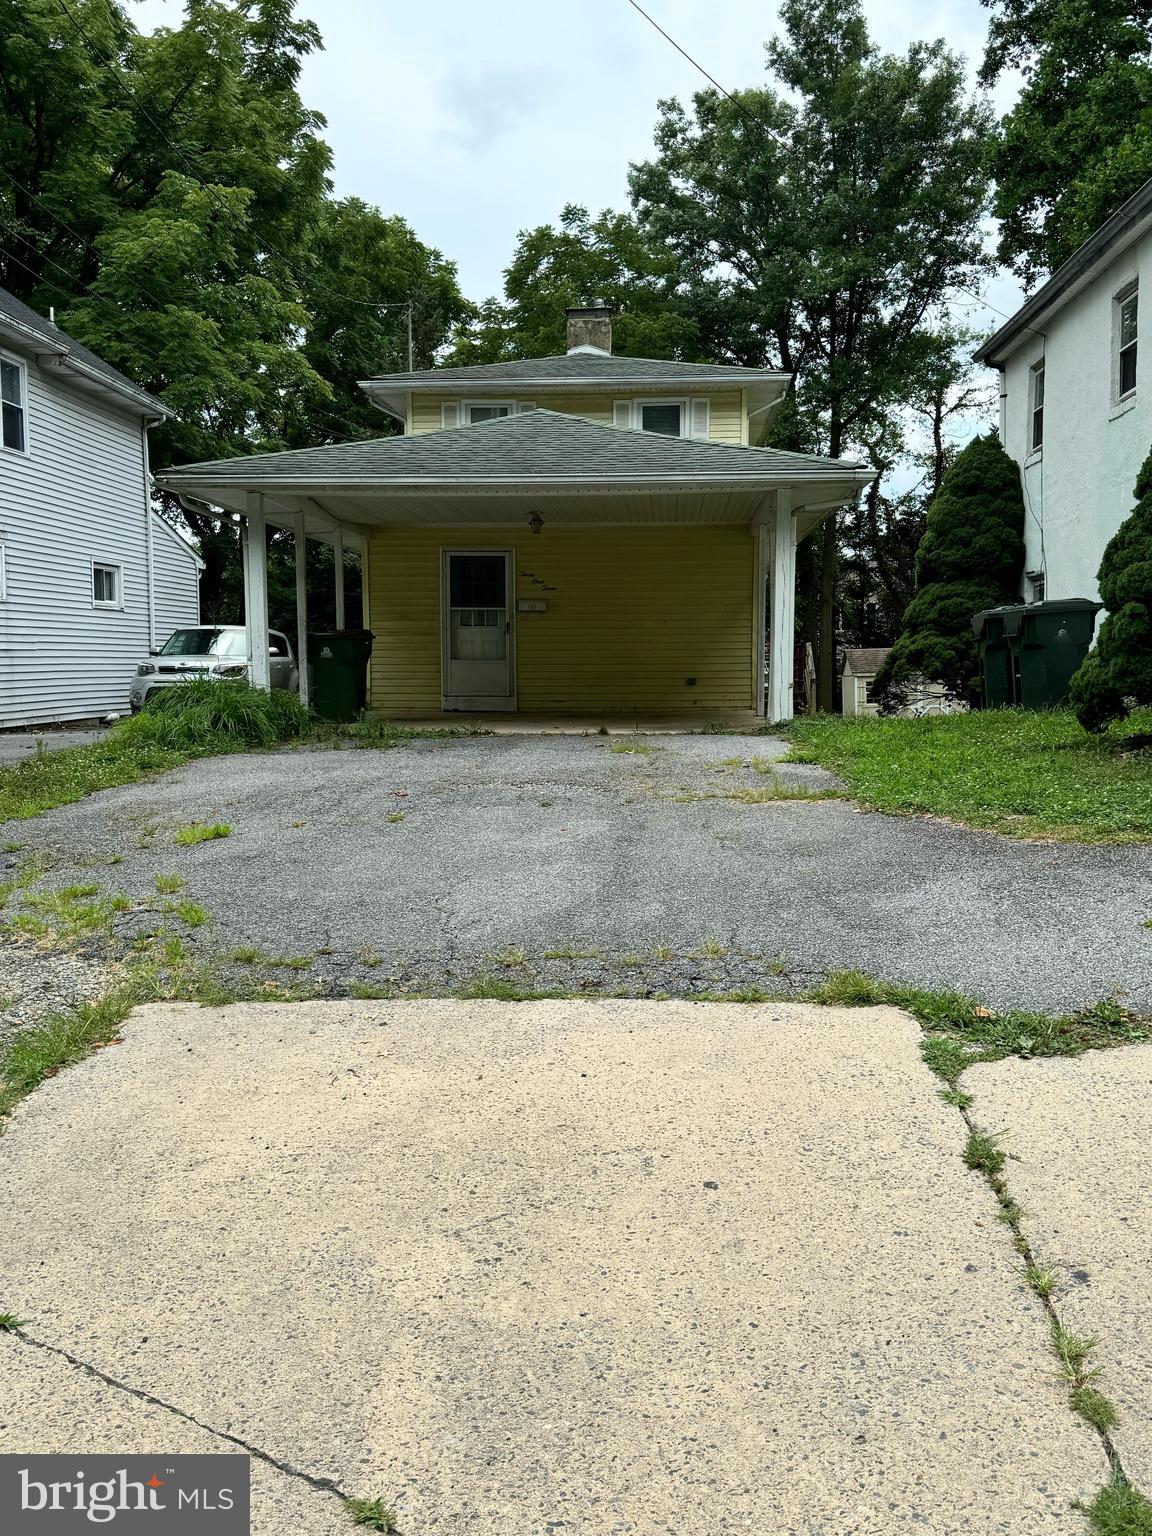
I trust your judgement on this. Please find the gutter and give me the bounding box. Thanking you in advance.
[974,180,1152,366]
[155,469,876,497]
[0,312,172,418]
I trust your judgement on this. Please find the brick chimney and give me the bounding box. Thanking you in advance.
[566,301,613,355]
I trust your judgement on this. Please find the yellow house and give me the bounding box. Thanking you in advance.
[158,305,873,722]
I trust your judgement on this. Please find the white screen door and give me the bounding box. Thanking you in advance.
[442,550,516,710]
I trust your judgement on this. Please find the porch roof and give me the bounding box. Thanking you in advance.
[360,352,789,388]
[156,410,874,539]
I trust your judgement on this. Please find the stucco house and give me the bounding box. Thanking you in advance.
[157,304,873,721]
[0,286,201,728]
[975,179,1152,607]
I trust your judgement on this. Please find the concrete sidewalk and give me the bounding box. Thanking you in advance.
[0,999,1106,1534]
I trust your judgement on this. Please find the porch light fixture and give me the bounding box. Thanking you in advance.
[528,511,544,535]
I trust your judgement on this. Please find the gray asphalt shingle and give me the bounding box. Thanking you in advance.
[0,285,167,413]
[159,407,870,486]
[362,352,786,386]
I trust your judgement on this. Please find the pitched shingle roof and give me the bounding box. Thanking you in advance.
[360,352,787,388]
[842,647,891,676]
[0,285,169,415]
[157,408,872,488]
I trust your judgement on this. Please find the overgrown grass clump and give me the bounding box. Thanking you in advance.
[787,707,1152,841]
[806,970,1151,1072]
[126,676,312,751]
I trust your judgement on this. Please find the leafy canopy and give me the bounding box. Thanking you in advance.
[981,0,1152,280]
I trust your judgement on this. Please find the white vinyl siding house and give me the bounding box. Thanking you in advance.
[975,180,1152,606]
[0,287,197,727]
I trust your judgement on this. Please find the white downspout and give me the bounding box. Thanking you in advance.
[142,419,158,649]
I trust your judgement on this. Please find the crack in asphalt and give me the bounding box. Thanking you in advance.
[7,1326,349,1506]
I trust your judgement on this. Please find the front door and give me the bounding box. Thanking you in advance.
[442,550,516,711]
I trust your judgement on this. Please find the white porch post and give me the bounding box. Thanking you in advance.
[753,518,768,716]
[292,511,310,711]
[767,487,796,723]
[243,491,271,691]
[333,525,346,630]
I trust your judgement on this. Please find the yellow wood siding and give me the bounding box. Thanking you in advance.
[409,391,745,443]
[367,525,754,715]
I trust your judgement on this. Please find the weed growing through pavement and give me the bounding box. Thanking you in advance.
[173,823,231,846]
[154,873,185,894]
[346,1497,399,1532]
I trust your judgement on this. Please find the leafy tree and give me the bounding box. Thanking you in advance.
[1069,448,1152,732]
[450,204,698,364]
[874,433,1026,704]
[0,0,466,616]
[629,0,992,706]
[981,0,1152,280]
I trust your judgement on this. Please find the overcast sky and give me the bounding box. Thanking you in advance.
[129,0,1026,336]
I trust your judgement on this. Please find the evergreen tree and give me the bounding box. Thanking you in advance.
[875,434,1025,704]
[1069,448,1152,732]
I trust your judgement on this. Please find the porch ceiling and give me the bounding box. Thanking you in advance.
[169,483,846,542]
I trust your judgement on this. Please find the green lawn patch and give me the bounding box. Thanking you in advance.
[786,708,1152,841]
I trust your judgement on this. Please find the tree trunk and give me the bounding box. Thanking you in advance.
[817,516,838,711]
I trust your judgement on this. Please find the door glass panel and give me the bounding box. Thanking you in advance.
[449,556,506,662]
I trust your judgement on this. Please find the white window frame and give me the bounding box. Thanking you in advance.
[1114,281,1138,404]
[635,397,687,437]
[91,560,124,610]
[1029,361,1045,452]
[1027,569,1046,605]
[0,544,7,601]
[0,349,29,456]
[464,400,516,424]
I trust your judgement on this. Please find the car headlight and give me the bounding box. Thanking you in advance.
[215,663,249,678]
[136,663,157,676]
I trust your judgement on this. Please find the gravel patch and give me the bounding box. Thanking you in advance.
[2,732,1150,1020]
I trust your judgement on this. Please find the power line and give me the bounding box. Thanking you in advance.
[54,0,419,322]
[624,0,791,148]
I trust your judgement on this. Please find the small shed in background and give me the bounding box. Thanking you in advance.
[841,647,890,716]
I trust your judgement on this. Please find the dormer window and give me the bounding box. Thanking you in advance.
[465,402,513,423]
[639,401,685,436]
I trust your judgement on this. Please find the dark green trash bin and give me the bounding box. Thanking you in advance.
[973,600,1100,708]
[307,629,374,722]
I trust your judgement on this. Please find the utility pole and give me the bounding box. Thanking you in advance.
[407,300,414,372]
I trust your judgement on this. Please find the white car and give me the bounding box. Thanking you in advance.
[129,625,298,711]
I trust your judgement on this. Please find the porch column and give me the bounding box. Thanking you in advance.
[767,488,796,723]
[242,491,271,691]
[333,525,346,630]
[291,510,310,711]
[753,518,768,716]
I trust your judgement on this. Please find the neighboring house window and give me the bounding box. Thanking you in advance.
[1029,571,1046,604]
[465,402,513,423]
[1,355,26,452]
[0,545,7,600]
[92,562,122,607]
[1117,285,1138,399]
[638,400,685,436]
[1030,362,1045,450]
[863,678,879,704]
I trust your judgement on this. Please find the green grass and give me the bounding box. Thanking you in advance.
[963,1129,1007,1176]
[786,708,1152,842]
[807,971,1151,1066]
[173,823,231,846]
[609,739,652,755]
[1070,1385,1120,1433]
[346,1498,399,1532]
[1087,1477,1152,1534]
[0,1312,27,1330]
[154,873,186,895]
[171,900,210,928]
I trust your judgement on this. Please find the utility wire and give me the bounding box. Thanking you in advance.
[625,0,1040,341]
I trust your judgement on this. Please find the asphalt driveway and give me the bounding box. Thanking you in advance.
[3,732,1152,1028]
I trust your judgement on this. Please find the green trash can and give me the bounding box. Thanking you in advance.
[973,600,1100,709]
[307,629,374,722]
[1017,599,1102,708]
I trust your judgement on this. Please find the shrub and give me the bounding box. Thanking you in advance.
[1070,446,1152,733]
[121,678,311,752]
[876,434,1026,705]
